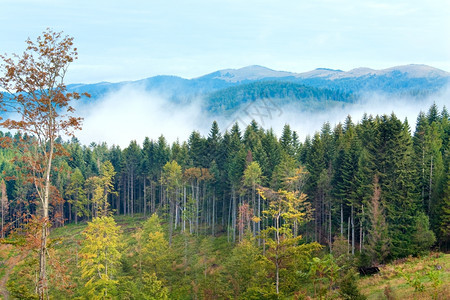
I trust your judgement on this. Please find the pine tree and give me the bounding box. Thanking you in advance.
[225,237,271,298]
[439,160,450,249]
[122,140,142,216]
[366,175,389,264]
[321,122,335,167]
[188,131,207,167]
[317,167,333,248]
[307,132,326,193]
[80,216,122,299]
[412,211,436,255]
[413,110,444,227]
[252,139,270,182]
[280,124,295,156]
[206,121,222,168]
[377,115,419,258]
[261,129,282,177]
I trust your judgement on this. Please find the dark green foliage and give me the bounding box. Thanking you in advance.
[440,170,450,249]
[412,212,436,255]
[2,103,450,299]
[338,272,367,300]
[376,115,419,258]
[188,131,207,168]
[206,81,354,113]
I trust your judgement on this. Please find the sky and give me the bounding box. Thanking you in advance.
[1,0,449,147]
[1,0,449,84]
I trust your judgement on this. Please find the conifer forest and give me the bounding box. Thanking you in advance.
[0,30,449,300]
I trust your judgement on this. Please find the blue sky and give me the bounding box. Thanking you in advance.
[1,0,449,84]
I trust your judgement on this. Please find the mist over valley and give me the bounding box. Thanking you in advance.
[70,64,450,147]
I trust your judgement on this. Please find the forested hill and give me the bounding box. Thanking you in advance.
[65,64,450,109]
[206,81,355,113]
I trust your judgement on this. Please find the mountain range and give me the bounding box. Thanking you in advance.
[65,64,450,116]
[68,64,449,108]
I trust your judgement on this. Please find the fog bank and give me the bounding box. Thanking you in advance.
[74,85,450,148]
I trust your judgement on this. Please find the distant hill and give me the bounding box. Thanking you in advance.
[200,64,449,81]
[197,64,449,93]
[61,64,450,112]
[206,81,355,113]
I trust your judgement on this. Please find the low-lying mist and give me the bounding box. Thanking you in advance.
[75,84,450,148]
[75,86,207,147]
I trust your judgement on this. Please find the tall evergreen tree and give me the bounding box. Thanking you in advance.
[188,131,207,167]
[377,115,420,258]
[366,175,389,264]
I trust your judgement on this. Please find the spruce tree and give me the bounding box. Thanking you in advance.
[377,115,419,258]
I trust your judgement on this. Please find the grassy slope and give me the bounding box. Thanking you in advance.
[359,253,450,299]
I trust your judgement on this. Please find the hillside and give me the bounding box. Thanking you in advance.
[206,81,355,113]
[65,64,450,108]
[1,216,448,299]
[358,253,450,299]
[1,102,449,298]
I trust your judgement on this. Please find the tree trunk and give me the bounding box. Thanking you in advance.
[351,204,355,255]
[38,138,53,300]
[196,182,200,235]
[151,181,155,213]
[75,204,78,225]
[275,254,279,294]
[143,178,146,216]
[169,190,174,246]
[68,202,72,223]
[275,215,280,294]
[175,188,179,230]
[341,203,344,237]
[329,201,332,252]
[212,191,215,236]
[347,216,350,253]
[1,197,4,239]
[360,205,363,253]
[232,187,236,242]
[116,184,120,215]
[183,185,186,233]
[429,155,433,215]
[131,170,134,217]
[258,192,261,246]
[123,177,127,216]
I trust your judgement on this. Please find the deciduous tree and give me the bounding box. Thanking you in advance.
[258,186,320,295]
[80,216,122,299]
[0,29,88,299]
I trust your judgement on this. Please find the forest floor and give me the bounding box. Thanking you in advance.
[0,244,24,300]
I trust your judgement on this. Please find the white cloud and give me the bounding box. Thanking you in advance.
[221,85,450,140]
[72,84,450,148]
[74,86,208,148]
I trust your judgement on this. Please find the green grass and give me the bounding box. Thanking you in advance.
[3,217,450,299]
[51,214,147,247]
[359,253,450,299]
